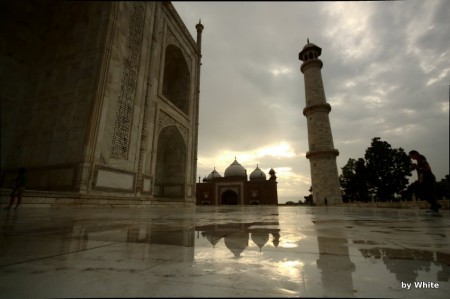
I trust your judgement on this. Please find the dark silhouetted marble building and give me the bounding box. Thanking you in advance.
[1,1,202,206]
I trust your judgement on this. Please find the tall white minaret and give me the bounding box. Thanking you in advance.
[299,39,342,205]
[192,20,204,199]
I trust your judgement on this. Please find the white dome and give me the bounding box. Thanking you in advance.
[224,158,247,178]
[206,168,222,180]
[250,165,266,181]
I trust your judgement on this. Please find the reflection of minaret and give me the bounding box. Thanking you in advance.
[298,39,341,205]
[271,231,280,248]
[316,234,355,297]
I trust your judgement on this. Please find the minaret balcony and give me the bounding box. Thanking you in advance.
[300,59,323,73]
[306,149,339,160]
[303,103,331,116]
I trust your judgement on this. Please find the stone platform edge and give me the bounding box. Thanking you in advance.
[0,189,195,208]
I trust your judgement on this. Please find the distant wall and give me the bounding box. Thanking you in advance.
[343,199,450,210]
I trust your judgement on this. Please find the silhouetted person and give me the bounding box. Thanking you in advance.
[4,168,27,210]
[409,150,441,212]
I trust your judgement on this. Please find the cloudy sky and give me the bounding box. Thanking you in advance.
[173,1,450,203]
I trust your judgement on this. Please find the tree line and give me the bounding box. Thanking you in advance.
[339,137,449,202]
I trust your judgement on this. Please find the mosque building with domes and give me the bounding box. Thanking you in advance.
[196,158,278,205]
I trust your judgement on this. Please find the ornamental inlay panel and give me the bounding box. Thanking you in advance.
[158,110,189,145]
[111,2,145,159]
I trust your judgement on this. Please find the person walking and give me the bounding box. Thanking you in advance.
[4,168,27,210]
[409,150,441,212]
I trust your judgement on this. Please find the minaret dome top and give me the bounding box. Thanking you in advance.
[196,19,204,31]
[299,39,322,62]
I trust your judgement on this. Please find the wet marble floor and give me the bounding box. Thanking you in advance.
[0,205,449,298]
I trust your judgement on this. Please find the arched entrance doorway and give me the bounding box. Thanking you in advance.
[221,190,238,205]
[154,125,186,198]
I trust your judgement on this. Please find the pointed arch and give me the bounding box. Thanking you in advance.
[162,44,191,115]
[154,125,186,198]
[221,189,238,205]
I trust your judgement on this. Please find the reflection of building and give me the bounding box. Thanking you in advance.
[436,252,450,282]
[196,158,278,205]
[359,247,434,283]
[69,220,196,262]
[316,235,355,297]
[298,40,342,205]
[1,1,202,205]
[197,222,281,257]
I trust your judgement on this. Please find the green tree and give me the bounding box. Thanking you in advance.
[339,158,369,201]
[364,137,412,201]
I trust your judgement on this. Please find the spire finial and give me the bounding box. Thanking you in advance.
[199,19,201,24]
[307,37,310,44]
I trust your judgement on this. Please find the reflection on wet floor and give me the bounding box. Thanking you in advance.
[196,222,280,257]
[0,206,449,298]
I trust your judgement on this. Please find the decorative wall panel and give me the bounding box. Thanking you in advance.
[111,2,145,159]
[158,110,189,145]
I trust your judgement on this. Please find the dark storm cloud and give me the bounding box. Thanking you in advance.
[174,1,450,202]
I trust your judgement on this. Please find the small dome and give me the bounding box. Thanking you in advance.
[302,42,318,50]
[268,168,277,181]
[299,39,322,61]
[250,164,266,181]
[224,158,247,178]
[251,230,270,251]
[224,230,248,258]
[206,168,222,181]
[204,232,221,247]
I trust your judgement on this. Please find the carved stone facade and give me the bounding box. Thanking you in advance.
[111,2,146,159]
[299,42,342,205]
[0,1,202,206]
[158,110,189,145]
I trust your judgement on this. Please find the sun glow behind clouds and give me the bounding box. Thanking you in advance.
[197,142,311,198]
[270,65,293,76]
[198,142,296,172]
[198,142,299,168]
[255,143,296,158]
